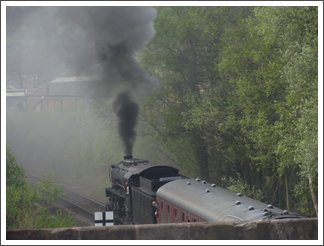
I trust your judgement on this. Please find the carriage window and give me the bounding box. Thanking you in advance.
[181,212,185,222]
[192,218,197,222]
[167,205,170,214]
[174,208,178,217]
[160,201,164,210]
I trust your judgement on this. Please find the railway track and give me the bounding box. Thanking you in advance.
[25,171,106,227]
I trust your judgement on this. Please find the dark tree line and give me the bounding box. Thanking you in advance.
[139,6,318,217]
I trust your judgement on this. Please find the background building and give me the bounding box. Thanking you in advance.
[10,64,104,112]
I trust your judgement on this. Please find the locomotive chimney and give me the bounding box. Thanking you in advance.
[124,156,133,159]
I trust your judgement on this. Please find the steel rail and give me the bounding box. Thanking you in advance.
[58,195,94,216]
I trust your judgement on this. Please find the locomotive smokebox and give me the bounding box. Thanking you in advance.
[124,155,133,159]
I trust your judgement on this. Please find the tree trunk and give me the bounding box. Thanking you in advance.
[284,173,289,211]
[278,179,281,209]
[193,132,209,181]
[308,176,318,217]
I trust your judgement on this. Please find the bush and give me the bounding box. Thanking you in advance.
[6,143,76,230]
[6,142,26,188]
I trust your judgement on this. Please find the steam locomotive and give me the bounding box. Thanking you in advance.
[105,156,304,225]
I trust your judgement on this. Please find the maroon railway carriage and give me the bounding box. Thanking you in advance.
[155,178,303,224]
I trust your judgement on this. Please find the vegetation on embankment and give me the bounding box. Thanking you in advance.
[6,142,76,230]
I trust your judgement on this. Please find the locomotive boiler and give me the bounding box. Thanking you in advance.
[105,156,304,225]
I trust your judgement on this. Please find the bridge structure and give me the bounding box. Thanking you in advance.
[6,218,318,240]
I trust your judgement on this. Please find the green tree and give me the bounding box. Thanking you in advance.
[217,6,318,214]
[139,6,318,215]
[216,8,289,208]
[255,6,318,216]
[140,6,254,181]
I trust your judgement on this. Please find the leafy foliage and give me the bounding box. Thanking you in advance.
[6,142,76,230]
[140,7,254,180]
[6,142,26,188]
[221,173,264,201]
[140,6,318,215]
[293,178,317,217]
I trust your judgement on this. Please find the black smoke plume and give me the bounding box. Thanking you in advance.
[55,7,158,156]
[55,6,157,92]
[113,92,139,156]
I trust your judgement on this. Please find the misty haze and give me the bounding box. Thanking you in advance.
[6,6,174,199]
[6,6,319,224]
